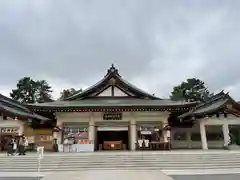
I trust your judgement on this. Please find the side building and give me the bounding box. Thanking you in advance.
[0,94,55,151]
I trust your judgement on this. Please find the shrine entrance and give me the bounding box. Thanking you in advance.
[96,126,129,151]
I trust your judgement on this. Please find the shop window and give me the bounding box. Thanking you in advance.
[63,126,88,141]
[63,127,88,133]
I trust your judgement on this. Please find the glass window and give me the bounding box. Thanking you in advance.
[62,126,89,141]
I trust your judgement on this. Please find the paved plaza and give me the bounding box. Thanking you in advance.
[42,170,173,180]
[0,171,240,180]
[0,178,42,180]
[172,174,240,180]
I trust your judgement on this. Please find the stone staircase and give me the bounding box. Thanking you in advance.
[1,151,240,172]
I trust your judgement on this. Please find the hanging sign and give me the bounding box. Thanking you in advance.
[103,113,122,120]
[1,128,19,133]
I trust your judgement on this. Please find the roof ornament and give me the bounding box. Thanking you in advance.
[107,64,119,76]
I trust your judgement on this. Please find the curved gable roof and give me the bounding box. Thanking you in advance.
[65,64,160,100]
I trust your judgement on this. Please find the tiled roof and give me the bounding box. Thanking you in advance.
[178,91,236,119]
[27,98,197,108]
[0,94,49,121]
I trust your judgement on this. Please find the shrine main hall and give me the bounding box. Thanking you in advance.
[1,65,240,152]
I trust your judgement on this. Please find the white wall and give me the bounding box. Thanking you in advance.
[56,111,169,124]
[56,111,169,144]
[97,86,129,97]
[113,87,128,96]
[97,87,112,96]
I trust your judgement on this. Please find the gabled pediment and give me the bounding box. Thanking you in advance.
[113,86,129,96]
[97,86,112,97]
[65,64,160,100]
[96,86,129,97]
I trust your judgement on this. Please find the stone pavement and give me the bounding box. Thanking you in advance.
[171,174,240,180]
[0,178,42,180]
[162,168,240,175]
[42,170,174,180]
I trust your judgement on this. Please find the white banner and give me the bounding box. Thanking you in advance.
[37,146,44,159]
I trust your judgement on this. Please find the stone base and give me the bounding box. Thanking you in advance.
[228,144,240,150]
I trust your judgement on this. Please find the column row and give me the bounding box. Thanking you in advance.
[200,121,230,150]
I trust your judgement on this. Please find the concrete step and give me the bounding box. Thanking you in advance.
[1,160,239,164]
[1,161,240,167]
[2,164,240,172]
[1,152,240,172]
[1,160,240,166]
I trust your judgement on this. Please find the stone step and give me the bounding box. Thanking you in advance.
[1,161,240,166]
[1,152,240,172]
[2,164,240,172]
[1,158,240,162]
[1,163,240,169]
[2,152,240,156]
[2,155,240,158]
[2,160,240,165]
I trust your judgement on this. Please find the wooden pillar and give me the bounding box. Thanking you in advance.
[186,131,192,148]
[222,123,230,147]
[130,119,137,151]
[88,113,95,145]
[200,121,208,150]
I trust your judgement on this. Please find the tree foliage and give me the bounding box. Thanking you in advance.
[170,78,213,102]
[35,80,53,103]
[59,88,82,100]
[10,77,53,103]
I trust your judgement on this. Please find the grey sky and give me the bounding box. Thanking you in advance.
[0,0,240,99]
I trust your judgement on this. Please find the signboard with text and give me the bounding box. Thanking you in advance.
[103,113,122,120]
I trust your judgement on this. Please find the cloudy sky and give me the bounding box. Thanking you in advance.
[0,0,240,100]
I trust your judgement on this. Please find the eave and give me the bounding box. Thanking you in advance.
[27,100,197,112]
[0,94,50,122]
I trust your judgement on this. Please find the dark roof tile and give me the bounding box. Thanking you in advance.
[27,99,196,108]
[0,94,49,121]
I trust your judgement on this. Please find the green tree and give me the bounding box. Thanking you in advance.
[35,80,53,103]
[10,77,53,103]
[59,88,81,100]
[10,77,37,103]
[170,78,213,102]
